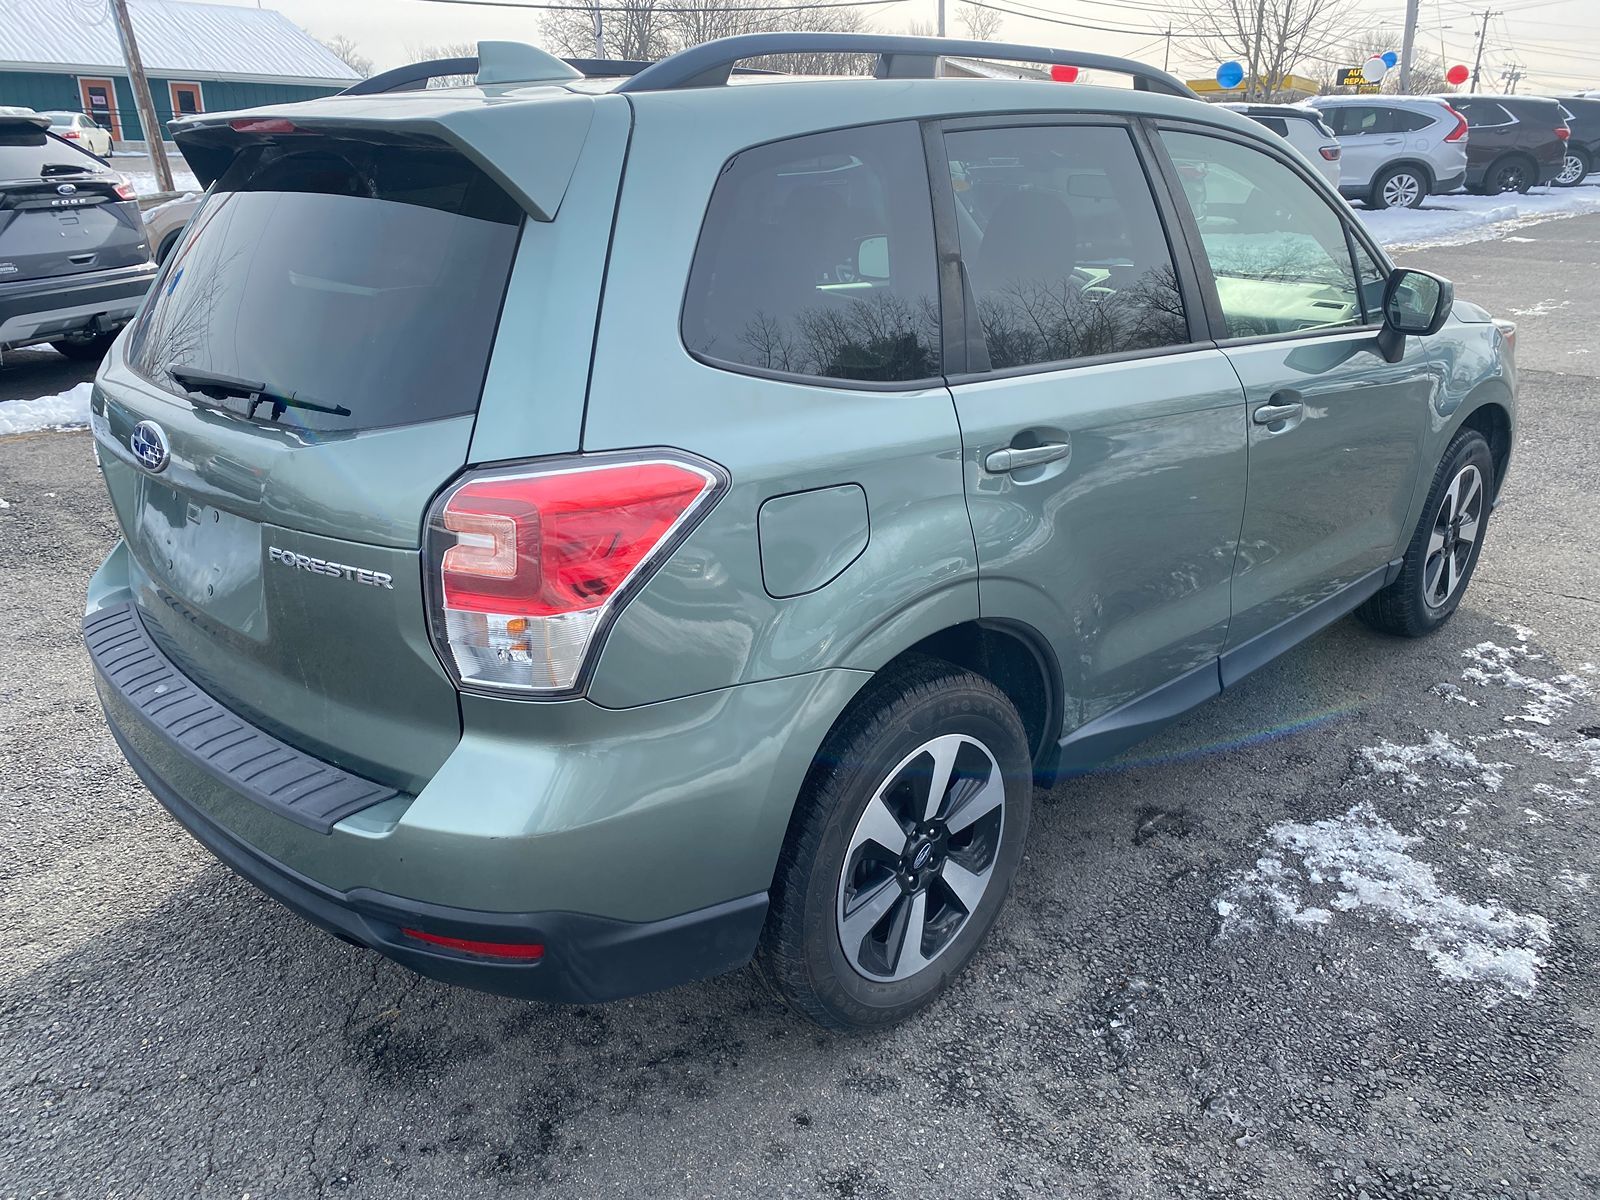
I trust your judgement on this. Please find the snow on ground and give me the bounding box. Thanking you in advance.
[1216,801,1552,1001]
[1358,183,1600,250]
[0,382,93,436]
[127,170,200,197]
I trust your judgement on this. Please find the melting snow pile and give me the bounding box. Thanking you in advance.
[1216,802,1551,1001]
[1358,186,1600,250]
[0,382,93,436]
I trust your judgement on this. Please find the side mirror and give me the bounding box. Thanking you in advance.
[1377,267,1454,362]
[856,235,890,282]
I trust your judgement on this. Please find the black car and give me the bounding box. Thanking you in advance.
[0,112,157,364]
[1446,95,1571,194]
[1555,95,1600,186]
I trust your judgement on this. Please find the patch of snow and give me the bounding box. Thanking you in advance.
[1360,729,1506,792]
[1557,870,1592,892]
[1429,681,1479,706]
[1509,299,1571,318]
[0,497,9,508]
[0,382,93,435]
[127,170,201,197]
[1217,803,1551,1001]
[1461,641,1589,727]
[1358,186,1600,250]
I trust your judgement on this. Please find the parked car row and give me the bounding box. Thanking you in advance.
[1226,92,1599,209]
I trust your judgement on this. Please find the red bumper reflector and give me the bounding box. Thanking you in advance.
[401,928,545,960]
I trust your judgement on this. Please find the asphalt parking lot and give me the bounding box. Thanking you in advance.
[2,218,1598,1200]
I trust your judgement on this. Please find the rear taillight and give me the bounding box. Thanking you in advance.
[61,129,80,139]
[1444,107,1469,142]
[426,454,724,694]
[1320,146,1341,161]
[113,175,136,201]
[229,117,302,134]
[1494,318,1517,355]
[1557,126,1571,140]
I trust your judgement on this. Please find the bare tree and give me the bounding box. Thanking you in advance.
[405,41,479,87]
[1183,0,1356,102]
[540,0,872,75]
[321,35,373,79]
[1340,25,1450,94]
[958,3,1004,42]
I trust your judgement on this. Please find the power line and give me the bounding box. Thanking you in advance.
[960,0,1214,40]
[411,0,910,12]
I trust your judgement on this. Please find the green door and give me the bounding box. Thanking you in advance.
[939,120,1248,745]
[1155,127,1434,679]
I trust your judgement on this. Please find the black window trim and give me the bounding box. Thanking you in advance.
[675,117,948,394]
[1145,117,1393,352]
[932,111,1217,386]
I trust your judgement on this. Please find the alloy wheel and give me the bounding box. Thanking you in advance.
[835,733,1006,982]
[1495,163,1528,193]
[1424,464,1484,609]
[1383,172,1423,208]
[1557,154,1586,186]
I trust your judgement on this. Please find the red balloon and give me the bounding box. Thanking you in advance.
[1050,64,1079,83]
[1446,64,1470,86]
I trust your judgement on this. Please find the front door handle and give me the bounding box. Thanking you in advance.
[1252,401,1304,425]
[984,441,1072,473]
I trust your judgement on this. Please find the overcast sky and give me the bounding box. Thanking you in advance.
[208,0,1600,93]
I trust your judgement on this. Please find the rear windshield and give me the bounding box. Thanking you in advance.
[127,139,523,432]
[0,126,103,178]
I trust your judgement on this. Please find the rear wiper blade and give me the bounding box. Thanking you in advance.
[40,162,96,176]
[168,366,351,421]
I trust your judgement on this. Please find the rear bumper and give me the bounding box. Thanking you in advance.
[1434,170,1466,194]
[0,262,156,348]
[86,545,866,1002]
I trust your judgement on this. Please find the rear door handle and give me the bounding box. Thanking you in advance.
[1252,401,1304,425]
[984,441,1072,473]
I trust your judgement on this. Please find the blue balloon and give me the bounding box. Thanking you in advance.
[1216,60,1245,89]
[1382,50,1399,68]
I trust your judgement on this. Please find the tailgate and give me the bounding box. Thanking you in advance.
[88,121,543,793]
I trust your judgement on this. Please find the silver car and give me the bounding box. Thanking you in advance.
[1221,103,1342,188]
[1310,96,1469,209]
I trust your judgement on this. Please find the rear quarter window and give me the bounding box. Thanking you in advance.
[127,138,523,432]
[680,121,942,385]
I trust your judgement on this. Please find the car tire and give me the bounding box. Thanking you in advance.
[50,332,119,362]
[756,656,1033,1031]
[1487,155,1536,195]
[1555,146,1591,187]
[1370,165,1428,209]
[157,230,181,264]
[106,139,115,156]
[1358,429,1495,638]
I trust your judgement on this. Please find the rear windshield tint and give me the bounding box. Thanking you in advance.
[127,139,523,432]
[0,126,103,178]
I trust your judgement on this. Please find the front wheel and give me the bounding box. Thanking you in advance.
[757,658,1033,1030]
[1371,165,1427,210]
[1358,429,1494,637]
[1555,147,1591,187]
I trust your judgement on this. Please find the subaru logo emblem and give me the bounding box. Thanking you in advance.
[56,183,77,195]
[129,420,170,473]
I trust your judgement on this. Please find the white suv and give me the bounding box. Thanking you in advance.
[1310,96,1469,209]
[1221,103,1342,188]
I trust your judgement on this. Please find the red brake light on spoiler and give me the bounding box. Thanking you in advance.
[426,454,725,694]
[229,118,302,134]
[1443,107,1469,143]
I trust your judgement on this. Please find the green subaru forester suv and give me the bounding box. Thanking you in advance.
[84,35,1516,1030]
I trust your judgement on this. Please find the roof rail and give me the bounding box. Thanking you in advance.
[615,32,1195,97]
[341,51,775,97]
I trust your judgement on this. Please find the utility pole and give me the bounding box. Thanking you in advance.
[1162,27,1172,73]
[1470,9,1497,93]
[592,6,604,58]
[937,0,946,37]
[1399,0,1420,92]
[108,0,173,192]
[1500,65,1523,93]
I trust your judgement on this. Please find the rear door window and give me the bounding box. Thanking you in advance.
[943,123,1190,370]
[0,123,104,177]
[128,138,523,432]
[680,121,941,384]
